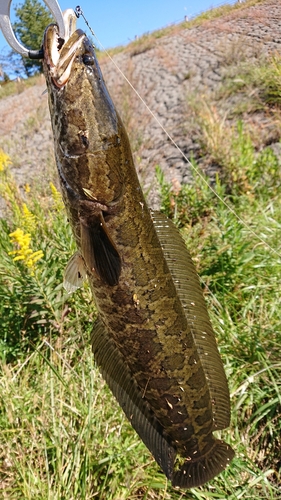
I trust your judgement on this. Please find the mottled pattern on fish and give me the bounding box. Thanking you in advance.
[43,21,234,488]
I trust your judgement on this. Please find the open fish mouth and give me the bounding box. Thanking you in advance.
[43,10,85,88]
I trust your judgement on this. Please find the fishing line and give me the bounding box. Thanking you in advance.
[75,6,280,259]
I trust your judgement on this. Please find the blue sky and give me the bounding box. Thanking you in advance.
[0,0,236,55]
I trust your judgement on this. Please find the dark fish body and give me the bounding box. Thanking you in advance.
[43,23,234,488]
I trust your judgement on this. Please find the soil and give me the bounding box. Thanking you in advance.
[0,0,280,209]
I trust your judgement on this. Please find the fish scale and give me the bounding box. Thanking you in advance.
[43,16,234,488]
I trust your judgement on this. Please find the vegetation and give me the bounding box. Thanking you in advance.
[0,1,280,497]
[182,0,265,28]
[0,74,42,100]
[0,90,280,497]
[220,51,281,113]
[185,46,281,199]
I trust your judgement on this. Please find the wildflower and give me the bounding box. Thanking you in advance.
[50,182,63,210]
[24,183,30,193]
[9,228,44,272]
[0,149,11,172]
[0,151,21,215]
[22,203,36,233]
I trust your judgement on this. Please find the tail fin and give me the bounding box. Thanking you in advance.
[91,318,234,488]
[172,439,234,489]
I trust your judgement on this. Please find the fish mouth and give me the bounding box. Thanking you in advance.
[43,10,85,88]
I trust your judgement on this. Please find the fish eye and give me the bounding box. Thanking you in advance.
[83,54,95,66]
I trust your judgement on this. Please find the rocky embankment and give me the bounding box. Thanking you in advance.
[0,0,280,206]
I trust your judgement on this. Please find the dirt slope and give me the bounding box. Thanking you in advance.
[0,0,280,204]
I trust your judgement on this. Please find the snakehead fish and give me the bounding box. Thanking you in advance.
[42,17,234,488]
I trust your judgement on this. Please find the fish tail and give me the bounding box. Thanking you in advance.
[172,439,234,489]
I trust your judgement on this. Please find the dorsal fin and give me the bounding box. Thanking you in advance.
[80,212,121,287]
[91,320,176,478]
[152,211,231,431]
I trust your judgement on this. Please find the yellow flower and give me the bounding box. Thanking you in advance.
[0,150,11,172]
[50,182,64,210]
[22,203,36,232]
[0,151,22,215]
[9,228,44,272]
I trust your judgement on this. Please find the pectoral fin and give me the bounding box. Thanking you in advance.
[91,320,176,479]
[80,212,121,287]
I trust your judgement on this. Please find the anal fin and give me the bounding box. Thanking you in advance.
[91,320,176,479]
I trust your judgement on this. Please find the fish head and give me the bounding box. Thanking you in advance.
[42,18,125,208]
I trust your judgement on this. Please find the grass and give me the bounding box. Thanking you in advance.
[0,1,281,495]
[0,98,281,498]
[219,50,281,115]
[157,121,281,496]
[0,74,42,100]
[188,69,281,194]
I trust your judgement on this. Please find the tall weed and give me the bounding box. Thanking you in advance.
[0,132,280,498]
